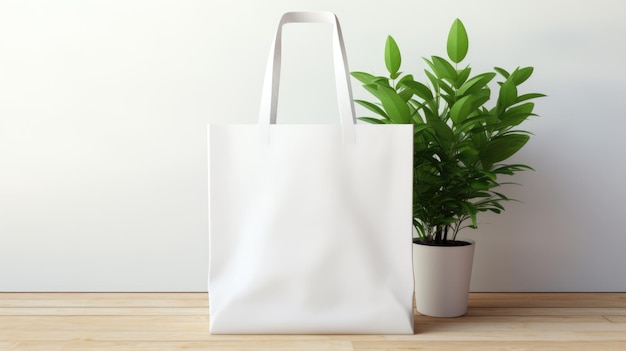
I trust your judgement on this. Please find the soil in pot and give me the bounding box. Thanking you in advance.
[413,238,472,247]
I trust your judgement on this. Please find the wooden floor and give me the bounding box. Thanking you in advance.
[0,293,625,350]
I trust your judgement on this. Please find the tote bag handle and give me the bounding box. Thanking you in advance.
[259,11,357,143]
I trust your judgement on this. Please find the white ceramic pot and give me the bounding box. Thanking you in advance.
[412,239,475,317]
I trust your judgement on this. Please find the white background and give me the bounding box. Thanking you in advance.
[1,0,625,291]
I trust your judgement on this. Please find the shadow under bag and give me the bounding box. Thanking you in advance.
[207,11,414,334]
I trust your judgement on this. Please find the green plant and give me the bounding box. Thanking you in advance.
[351,19,545,245]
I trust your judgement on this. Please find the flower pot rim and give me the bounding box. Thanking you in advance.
[413,238,475,247]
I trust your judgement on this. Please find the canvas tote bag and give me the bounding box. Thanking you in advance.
[207,11,414,334]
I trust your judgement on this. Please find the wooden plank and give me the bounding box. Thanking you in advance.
[468,293,626,308]
[1,320,625,342]
[0,314,614,331]
[605,315,626,323]
[0,315,209,330]
[352,341,626,351]
[1,292,625,350]
[467,307,626,317]
[5,340,626,351]
[2,292,624,308]
[0,341,354,351]
[0,293,207,300]
[2,330,626,343]
[0,293,208,308]
[0,307,209,316]
[3,341,626,351]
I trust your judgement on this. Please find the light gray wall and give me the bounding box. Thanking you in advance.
[1,0,625,291]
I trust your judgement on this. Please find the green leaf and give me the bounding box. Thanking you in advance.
[471,89,492,109]
[424,69,439,91]
[494,67,510,78]
[460,202,478,228]
[510,66,534,85]
[414,123,431,135]
[470,182,490,190]
[447,18,469,63]
[363,84,411,124]
[355,100,389,119]
[351,71,377,84]
[499,102,535,128]
[385,36,401,77]
[428,119,455,144]
[515,92,546,104]
[493,164,534,174]
[457,72,496,96]
[411,108,425,124]
[450,95,473,125]
[419,102,438,121]
[430,56,457,82]
[482,133,530,165]
[400,80,433,101]
[358,117,388,124]
[458,147,480,165]
[456,114,491,134]
[398,88,413,102]
[439,81,455,101]
[497,78,518,111]
[455,66,472,89]
[396,74,414,89]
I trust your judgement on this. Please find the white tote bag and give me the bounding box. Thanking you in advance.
[207,11,414,334]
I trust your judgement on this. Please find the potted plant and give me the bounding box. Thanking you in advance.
[351,19,544,317]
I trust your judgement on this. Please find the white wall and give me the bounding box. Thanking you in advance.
[1,0,625,291]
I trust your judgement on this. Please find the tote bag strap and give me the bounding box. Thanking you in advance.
[259,11,357,144]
